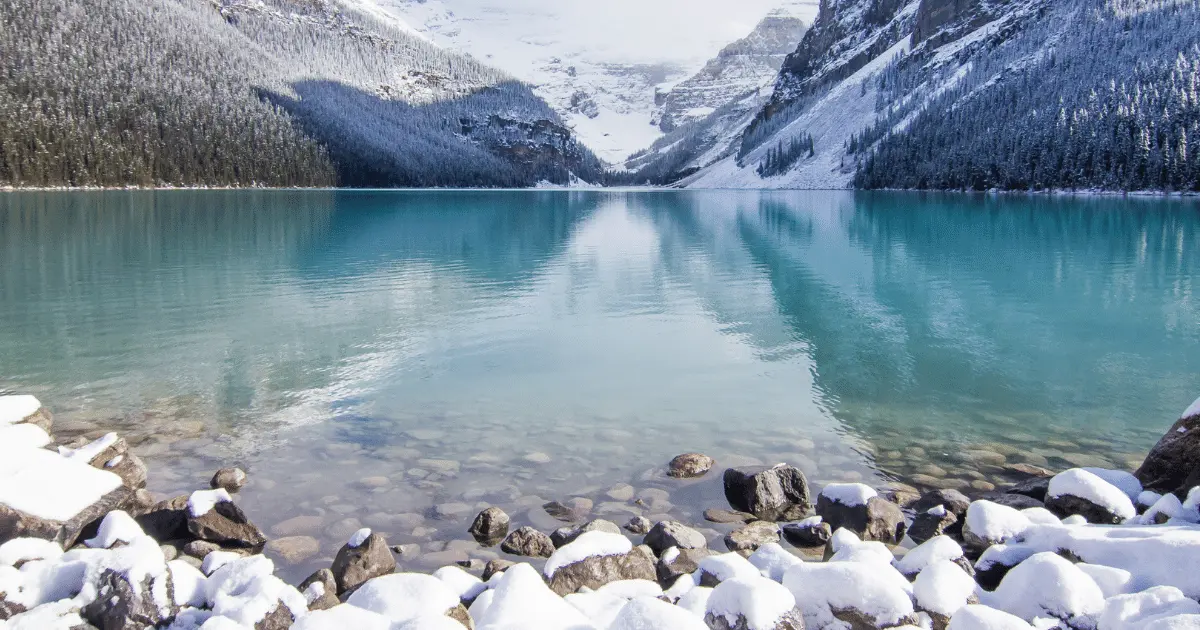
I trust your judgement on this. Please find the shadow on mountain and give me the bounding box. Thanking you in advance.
[262,80,603,188]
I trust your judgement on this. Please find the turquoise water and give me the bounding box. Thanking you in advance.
[2,190,1198,574]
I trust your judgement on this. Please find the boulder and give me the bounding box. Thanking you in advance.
[1043,469,1135,525]
[186,491,266,548]
[723,465,812,522]
[913,561,979,630]
[299,568,340,611]
[345,573,472,628]
[544,531,656,595]
[331,530,396,595]
[550,519,621,548]
[815,486,906,544]
[81,567,178,630]
[781,518,831,548]
[907,506,959,545]
[723,521,780,553]
[1135,396,1200,495]
[256,603,297,630]
[500,526,555,558]
[467,507,509,544]
[211,467,248,493]
[643,520,707,555]
[657,546,712,583]
[668,453,715,479]
[705,576,803,630]
[911,489,971,535]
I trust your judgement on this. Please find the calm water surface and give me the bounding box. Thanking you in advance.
[1,190,1197,577]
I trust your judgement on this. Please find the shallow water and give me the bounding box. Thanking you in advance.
[1,189,1198,578]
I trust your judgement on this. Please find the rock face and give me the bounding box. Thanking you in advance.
[546,547,656,596]
[1136,397,1200,495]
[81,568,178,630]
[667,453,715,479]
[331,531,396,596]
[500,526,555,558]
[815,495,906,544]
[723,465,812,522]
[211,467,248,493]
[782,520,831,547]
[724,521,781,553]
[912,0,986,46]
[644,520,708,555]
[468,507,509,544]
[187,501,266,548]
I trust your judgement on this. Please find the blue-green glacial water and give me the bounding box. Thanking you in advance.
[1,189,1197,578]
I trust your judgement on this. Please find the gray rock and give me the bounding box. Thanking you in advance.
[667,453,715,479]
[911,489,972,519]
[0,598,25,621]
[815,495,906,544]
[656,547,712,583]
[482,559,515,581]
[724,521,781,553]
[722,465,812,522]
[187,500,266,548]
[706,609,804,630]
[81,568,177,630]
[834,607,918,630]
[1136,399,1200,495]
[907,508,959,545]
[500,526,555,558]
[623,516,651,535]
[183,540,222,560]
[985,493,1044,510]
[468,507,510,544]
[1003,476,1051,502]
[542,501,582,523]
[551,519,622,548]
[210,467,247,493]
[135,495,191,541]
[298,569,340,611]
[546,546,656,595]
[703,509,756,524]
[1045,493,1126,525]
[643,520,707,555]
[781,520,831,548]
[606,484,635,502]
[331,531,396,596]
[255,603,297,630]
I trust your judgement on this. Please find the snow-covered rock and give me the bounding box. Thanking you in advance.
[983,552,1104,628]
[331,529,395,596]
[0,395,51,432]
[434,565,487,605]
[705,575,802,630]
[292,604,393,630]
[543,531,655,596]
[783,556,916,629]
[947,605,1035,630]
[470,563,594,630]
[84,510,144,549]
[962,501,1032,551]
[723,465,812,522]
[895,536,968,579]
[914,561,978,629]
[609,596,708,630]
[1136,395,1200,495]
[185,491,265,549]
[696,552,762,587]
[1098,586,1200,630]
[816,484,906,544]
[347,573,469,627]
[1045,469,1136,524]
[747,543,803,582]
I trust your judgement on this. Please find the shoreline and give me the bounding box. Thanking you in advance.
[4,394,1200,629]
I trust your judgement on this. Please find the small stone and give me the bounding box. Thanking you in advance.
[266,536,321,564]
[606,483,635,502]
[182,539,222,559]
[331,531,396,595]
[391,543,421,559]
[656,547,711,582]
[724,521,781,553]
[703,508,756,524]
[468,507,510,544]
[907,508,959,545]
[1004,462,1055,477]
[643,520,707,555]
[781,520,831,547]
[356,476,391,489]
[971,480,996,492]
[546,544,656,596]
[416,459,461,475]
[210,467,247,493]
[500,526,555,558]
[667,453,715,479]
[482,558,515,581]
[324,517,364,541]
[298,568,340,611]
[624,516,652,535]
[722,465,812,522]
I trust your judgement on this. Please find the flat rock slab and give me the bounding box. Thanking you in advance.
[0,446,130,547]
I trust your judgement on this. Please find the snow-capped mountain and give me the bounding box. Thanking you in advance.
[368,0,819,164]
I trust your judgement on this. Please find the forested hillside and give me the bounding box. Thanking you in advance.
[0,0,601,188]
[854,0,1200,191]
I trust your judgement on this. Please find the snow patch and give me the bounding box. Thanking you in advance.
[1047,469,1136,520]
[706,576,796,630]
[820,483,877,507]
[895,536,964,576]
[0,395,42,425]
[543,531,632,578]
[914,560,977,617]
[348,528,372,548]
[84,511,144,549]
[188,489,233,518]
[0,446,123,522]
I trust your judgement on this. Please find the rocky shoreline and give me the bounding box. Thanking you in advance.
[4,394,1200,629]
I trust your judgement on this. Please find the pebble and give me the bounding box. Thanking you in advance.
[605,483,635,502]
[523,452,552,464]
[266,536,321,564]
[210,467,248,493]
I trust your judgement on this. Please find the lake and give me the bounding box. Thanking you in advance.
[1,189,1197,577]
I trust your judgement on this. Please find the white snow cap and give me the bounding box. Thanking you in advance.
[828,528,861,554]
[1076,563,1134,599]
[1099,585,1200,630]
[470,563,593,629]
[0,424,51,450]
[563,590,628,627]
[597,579,662,600]
[346,573,460,624]
[348,528,372,548]
[677,586,713,617]
[433,565,486,603]
[1182,395,1200,420]
[1047,468,1136,520]
[1138,493,1186,525]
[188,489,233,518]
[748,543,803,582]
[706,575,796,630]
[1020,508,1062,526]
[914,560,977,617]
[168,559,208,608]
[984,552,1105,626]
[0,538,63,567]
[1079,468,1142,501]
[830,539,895,566]
[895,536,964,576]
[783,558,914,629]
[964,500,1032,546]
[544,530,632,578]
[0,447,123,522]
[1138,490,1164,508]
[206,555,307,626]
[0,395,42,425]
[820,483,877,507]
[292,604,392,630]
[696,552,761,584]
[947,605,1036,629]
[84,510,145,548]
[610,596,708,630]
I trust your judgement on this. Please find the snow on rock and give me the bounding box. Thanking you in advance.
[187,489,233,518]
[947,605,1036,629]
[696,552,761,585]
[1075,563,1133,599]
[1140,494,1189,524]
[895,536,965,577]
[348,528,372,549]
[1079,469,1142,501]
[664,575,696,601]
[292,603,393,630]
[57,433,119,465]
[1,599,89,630]
[470,563,595,630]
[819,483,877,507]
[169,559,208,608]
[84,510,144,548]
[201,551,243,576]
[0,424,51,450]
[963,501,1032,550]
[346,573,462,624]
[1138,491,1164,509]
[705,575,799,630]
[829,538,895,566]
[433,565,487,603]
[610,596,708,630]
[205,555,306,627]
[0,395,42,426]
[828,528,862,554]
[0,538,63,567]
[748,543,803,582]
[563,590,630,627]
[677,586,713,618]
[983,552,1104,628]
[913,560,977,619]
[543,531,632,578]
[394,614,476,630]
[783,556,915,629]
[1097,586,1200,630]
[0,445,124,525]
[597,579,662,600]
[1046,469,1136,524]
[1020,508,1063,526]
[1144,614,1200,629]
